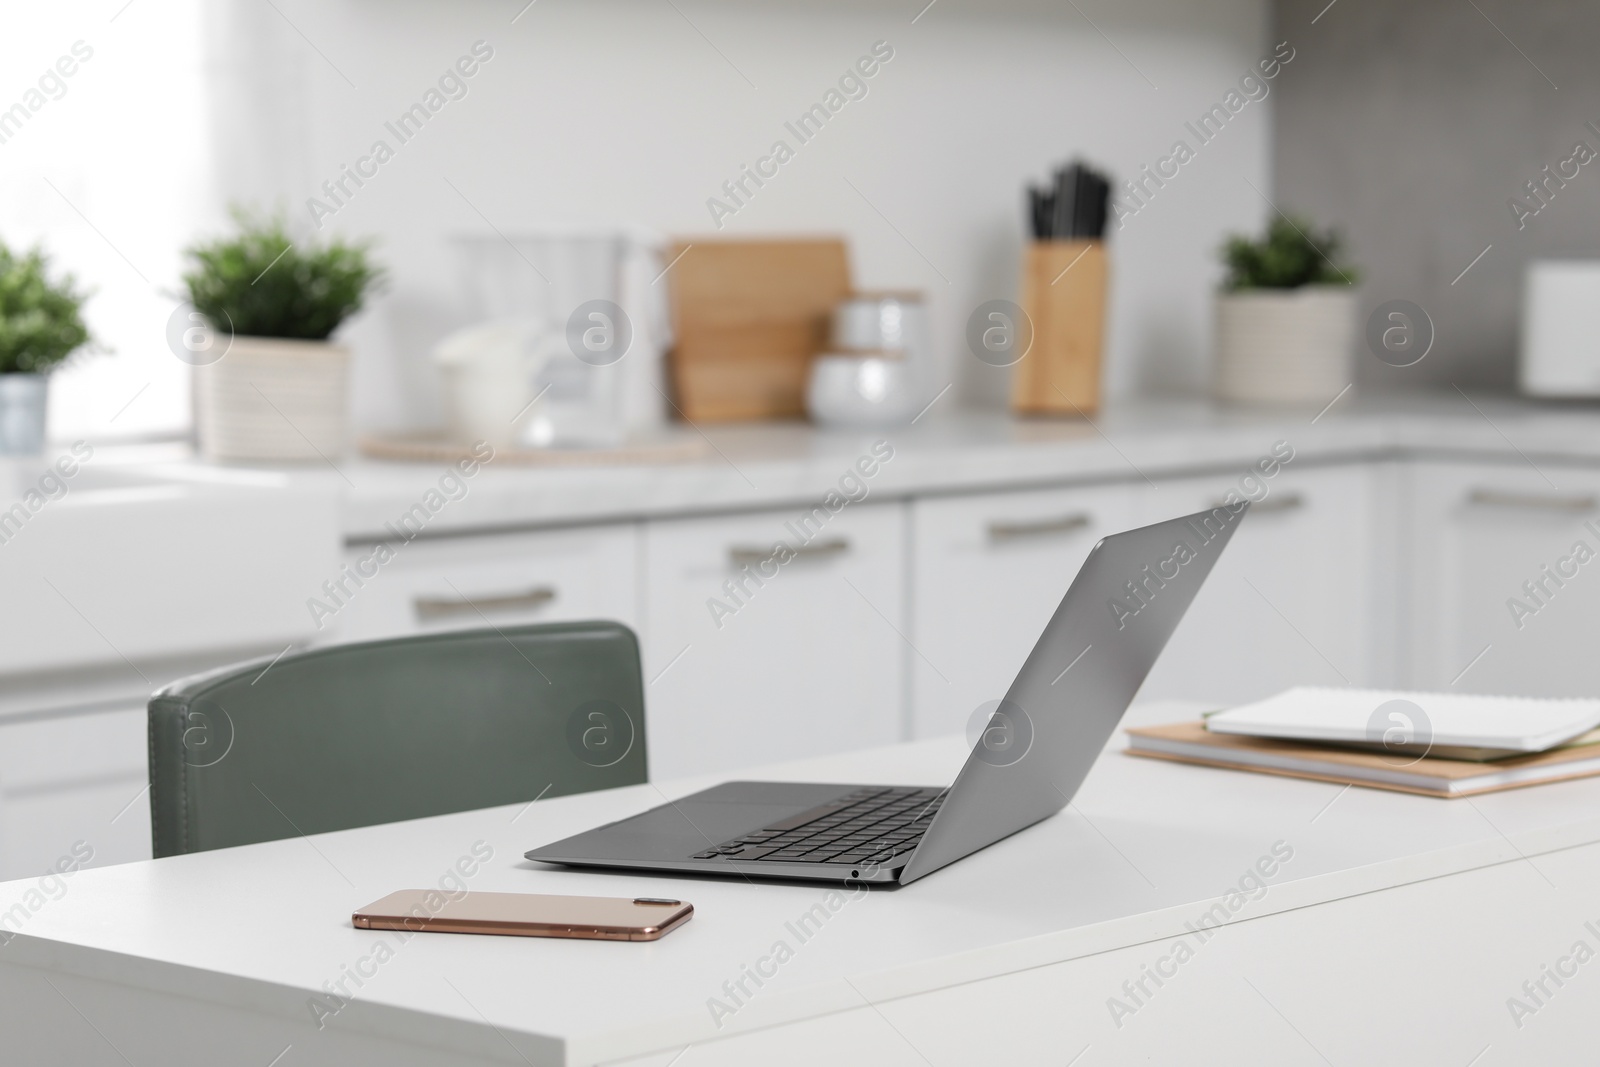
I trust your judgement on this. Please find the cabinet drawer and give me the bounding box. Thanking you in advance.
[1406,462,1600,696]
[0,707,150,881]
[644,502,905,778]
[909,483,1138,738]
[1134,464,1377,705]
[323,524,640,644]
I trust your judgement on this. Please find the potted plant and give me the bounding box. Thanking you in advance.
[1213,215,1359,405]
[182,211,383,463]
[0,241,92,454]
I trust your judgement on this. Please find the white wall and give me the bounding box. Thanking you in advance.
[1273,0,1600,392]
[213,0,1273,434]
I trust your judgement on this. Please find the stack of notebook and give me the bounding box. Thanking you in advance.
[1125,688,1600,798]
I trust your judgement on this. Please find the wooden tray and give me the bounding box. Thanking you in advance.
[359,435,710,467]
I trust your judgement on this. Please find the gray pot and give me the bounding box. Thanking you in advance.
[0,374,48,455]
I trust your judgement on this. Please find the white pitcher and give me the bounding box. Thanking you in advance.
[441,229,669,448]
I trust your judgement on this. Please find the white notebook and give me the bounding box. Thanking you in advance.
[1205,687,1600,757]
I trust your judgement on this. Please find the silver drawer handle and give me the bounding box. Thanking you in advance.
[1211,492,1305,515]
[728,538,850,566]
[1467,488,1599,513]
[987,512,1092,542]
[413,586,556,622]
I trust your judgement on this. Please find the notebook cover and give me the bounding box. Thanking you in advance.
[1124,721,1600,799]
[1202,686,1600,752]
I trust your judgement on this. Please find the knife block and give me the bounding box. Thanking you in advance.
[1011,240,1106,416]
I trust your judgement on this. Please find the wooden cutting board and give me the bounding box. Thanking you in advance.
[667,238,852,422]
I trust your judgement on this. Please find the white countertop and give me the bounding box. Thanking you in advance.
[6,701,1600,1066]
[77,393,1600,542]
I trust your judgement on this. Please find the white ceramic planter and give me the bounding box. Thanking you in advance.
[194,336,350,463]
[1213,287,1356,406]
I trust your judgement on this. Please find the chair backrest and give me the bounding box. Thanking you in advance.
[148,621,646,857]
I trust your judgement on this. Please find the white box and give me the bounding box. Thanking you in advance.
[1521,260,1600,397]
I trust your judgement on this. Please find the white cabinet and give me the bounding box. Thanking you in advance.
[324,524,641,644]
[643,502,905,778]
[0,707,151,882]
[908,483,1139,738]
[909,464,1381,734]
[0,520,644,884]
[1132,463,1380,706]
[16,440,1600,854]
[1405,461,1600,697]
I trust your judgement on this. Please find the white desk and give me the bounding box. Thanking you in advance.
[3,701,1599,1066]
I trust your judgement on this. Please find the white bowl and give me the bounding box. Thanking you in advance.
[805,354,917,427]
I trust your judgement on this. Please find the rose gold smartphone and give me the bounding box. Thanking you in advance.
[352,891,693,941]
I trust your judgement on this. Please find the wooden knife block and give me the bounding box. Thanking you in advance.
[1011,240,1106,416]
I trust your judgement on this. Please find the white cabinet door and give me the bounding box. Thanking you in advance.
[643,503,904,778]
[0,707,150,883]
[323,524,640,644]
[1133,463,1378,706]
[908,483,1139,739]
[1405,461,1600,696]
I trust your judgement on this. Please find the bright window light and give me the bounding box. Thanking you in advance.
[0,1,209,442]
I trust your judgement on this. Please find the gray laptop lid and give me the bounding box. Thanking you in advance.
[898,502,1247,884]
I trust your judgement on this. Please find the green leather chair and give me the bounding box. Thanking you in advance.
[148,621,646,857]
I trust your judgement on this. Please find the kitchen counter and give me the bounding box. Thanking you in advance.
[77,392,1600,542]
[11,390,1600,882]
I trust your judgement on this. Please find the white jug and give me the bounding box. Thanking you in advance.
[441,229,669,448]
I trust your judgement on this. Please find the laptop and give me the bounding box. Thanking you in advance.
[527,503,1246,886]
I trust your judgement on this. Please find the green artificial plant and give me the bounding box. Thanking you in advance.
[0,241,92,375]
[182,210,384,340]
[1221,215,1359,291]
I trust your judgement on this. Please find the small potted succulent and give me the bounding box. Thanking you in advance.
[0,241,92,454]
[182,211,383,463]
[1213,215,1360,405]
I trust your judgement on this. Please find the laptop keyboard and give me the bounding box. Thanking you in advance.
[691,786,946,866]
